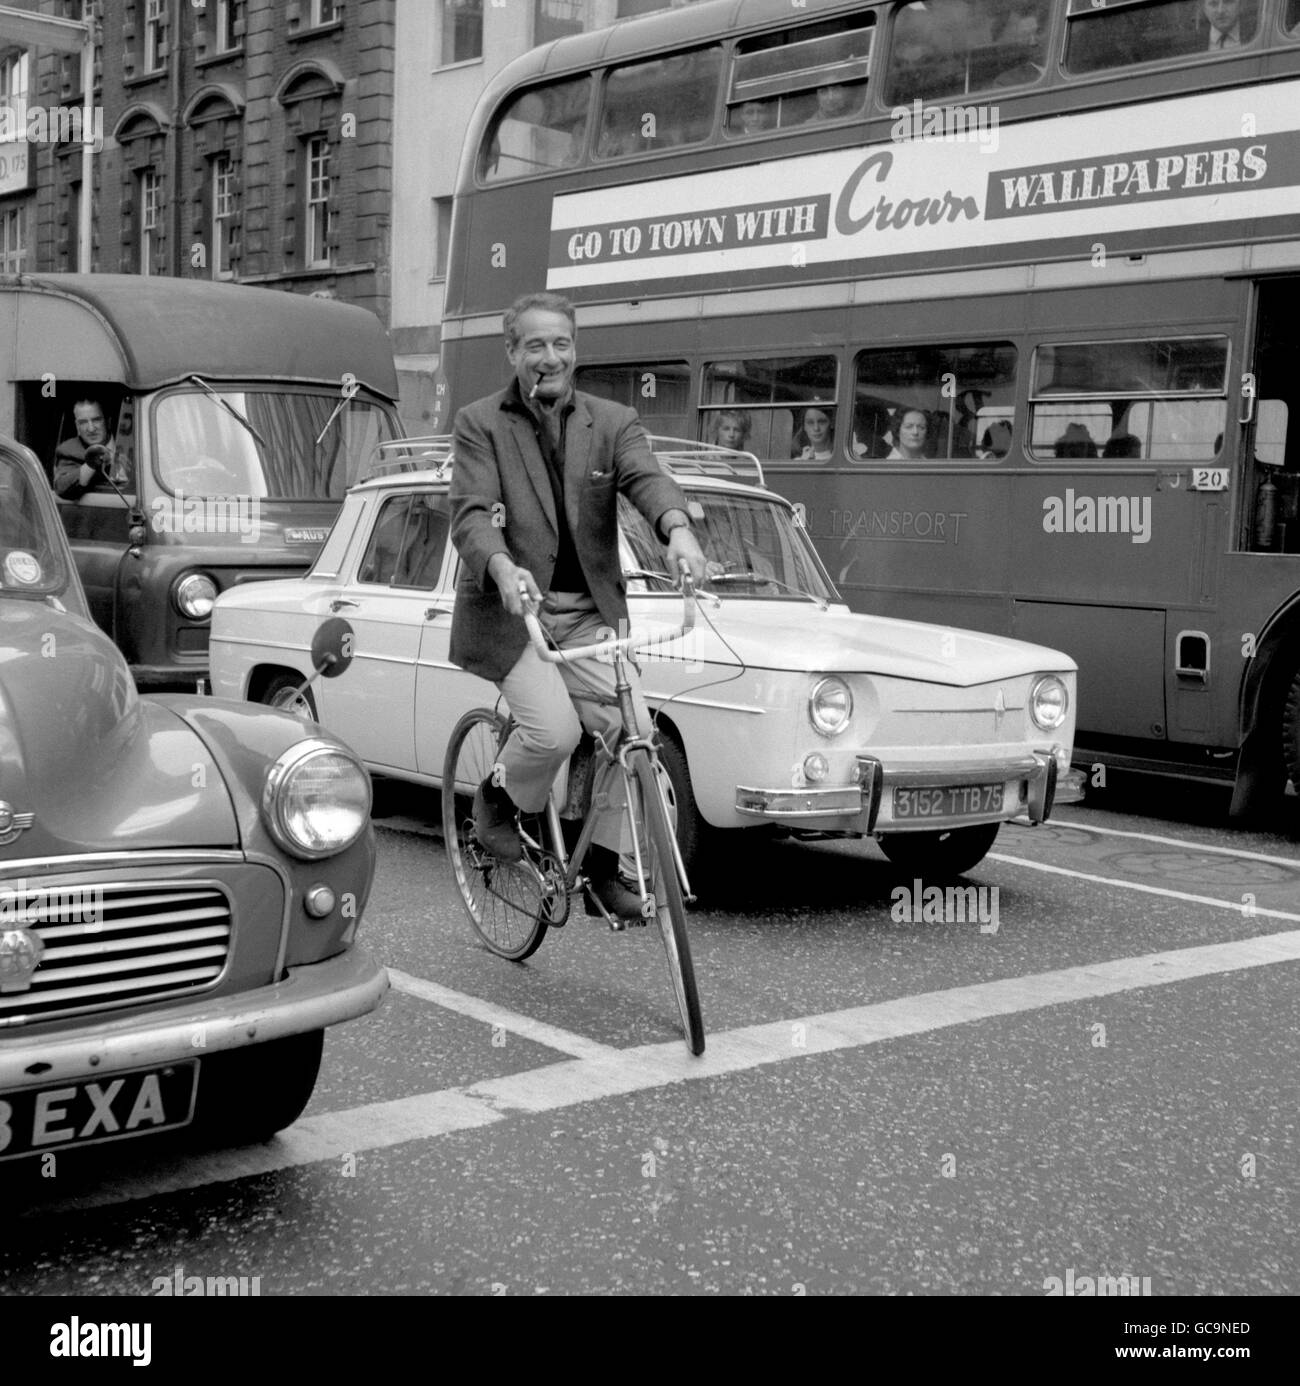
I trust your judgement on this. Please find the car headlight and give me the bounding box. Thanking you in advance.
[1029,675,1069,731]
[809,676,853,737]
[262,738,371,860]
[173,571,218,621]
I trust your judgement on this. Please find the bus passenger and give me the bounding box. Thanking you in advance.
[733,99,776,136]
[992,3,1049,87]
[978,419,1014,458]
[1200,0,1254,49]
[711,409,752,450]
[887,408,930,461]
[793,405,835,461]
[1103,433,1142,458]
[1054,423,1099,458]
[802,82,862,123]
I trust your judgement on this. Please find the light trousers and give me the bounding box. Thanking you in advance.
[495,593,653,854]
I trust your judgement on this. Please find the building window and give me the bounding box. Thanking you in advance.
[431,196,451,279]
[144,0,167,74]
[441,0,483,66]
[311,0,340,26]
[139,168,161,274]
[216,0,244,53]
[0,204,25,273]
[305,135,332,267]
[211,152,237,279]
[0,49,28,108]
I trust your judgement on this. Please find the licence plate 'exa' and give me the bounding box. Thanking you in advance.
[0,1061,199,1161]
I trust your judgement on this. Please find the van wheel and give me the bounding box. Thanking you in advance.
[878,823,1000,878]
[260,672,316,720]
[1282,661,1300,794]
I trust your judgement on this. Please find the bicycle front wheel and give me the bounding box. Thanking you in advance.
[632,752,705,1055]
[442,707,549,961]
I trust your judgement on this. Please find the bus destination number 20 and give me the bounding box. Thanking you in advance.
[1191,468,1230,492]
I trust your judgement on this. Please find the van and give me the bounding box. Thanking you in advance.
[0,273,402,689]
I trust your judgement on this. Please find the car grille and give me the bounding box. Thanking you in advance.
[0,880,231,1025]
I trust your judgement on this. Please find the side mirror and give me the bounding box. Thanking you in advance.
[309,617,355,679]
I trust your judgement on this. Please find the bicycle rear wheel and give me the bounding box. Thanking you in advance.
[631,752,705,1055]
[442,707,550,961]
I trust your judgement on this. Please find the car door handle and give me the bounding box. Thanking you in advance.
[424,606,451,620]
[330,598,359,612]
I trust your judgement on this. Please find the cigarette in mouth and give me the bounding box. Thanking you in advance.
[528,380,540,399]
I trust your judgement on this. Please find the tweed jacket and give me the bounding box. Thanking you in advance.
[449,385,688,681]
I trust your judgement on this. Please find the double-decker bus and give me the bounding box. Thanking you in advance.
[440,0,1300,819]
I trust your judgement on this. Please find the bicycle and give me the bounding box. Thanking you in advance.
[441,572,705,1056]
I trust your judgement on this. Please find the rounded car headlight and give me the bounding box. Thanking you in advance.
[262,739,371,860]
[173,571,218,621]
[1029,675,1069,731]
[809,676,853,737]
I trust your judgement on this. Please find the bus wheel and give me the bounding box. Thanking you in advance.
[1282,662,1300,795]
[878,822,1000,878]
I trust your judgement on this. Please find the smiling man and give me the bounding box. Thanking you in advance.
[448,291,706,918]
[52,399,119,501]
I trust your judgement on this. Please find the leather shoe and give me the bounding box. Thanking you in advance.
[472,782,522,863]
[585,846,644,921]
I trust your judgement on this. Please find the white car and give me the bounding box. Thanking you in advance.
[210,439,1081,878]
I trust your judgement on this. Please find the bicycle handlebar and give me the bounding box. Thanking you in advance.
[521,563,696,664]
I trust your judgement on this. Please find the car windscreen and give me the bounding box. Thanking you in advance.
[0,453,76,601]
[619,490,837,601]
[152,388,400,501]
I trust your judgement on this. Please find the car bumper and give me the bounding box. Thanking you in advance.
[0,947,388,1089]
[736,750,1068,831]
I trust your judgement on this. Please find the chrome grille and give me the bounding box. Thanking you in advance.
[0,881,231,1024]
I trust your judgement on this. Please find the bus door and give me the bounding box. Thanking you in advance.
[1007,331,1238,748]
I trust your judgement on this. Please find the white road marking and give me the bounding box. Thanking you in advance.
[387,968,619,1059]
[27,929,1300,1214]
[988,853,1300,923]
[1045,815,1300,867]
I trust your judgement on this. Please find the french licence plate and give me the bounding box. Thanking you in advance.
[0,1061,199,1161]
[893,784,1004,820]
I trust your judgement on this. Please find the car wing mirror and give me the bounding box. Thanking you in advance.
[310,616,356,679]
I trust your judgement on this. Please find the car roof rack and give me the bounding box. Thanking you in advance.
[362,435,454,482]
[647,436,765,487]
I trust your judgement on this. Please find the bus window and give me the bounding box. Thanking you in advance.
[726,11,873,136]
[479,75,591,183]
[1028,337,1229,461]
[701,357,837,463]
[1289,0,1300,38]
[595,46,723,158]
[851,343,1018,461]
[886,0,1053,103]
[575,362,691,435]
[1065,0,1259,75]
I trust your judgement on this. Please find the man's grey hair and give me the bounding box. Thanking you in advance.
[503,292,576,350]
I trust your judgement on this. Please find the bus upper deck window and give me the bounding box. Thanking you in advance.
[596,46,723,159]
[1064,0,1258,75]
[1028,337,1229,461]
[727,12,873,135]
[885,0,1052,104]
[479,75,591,183]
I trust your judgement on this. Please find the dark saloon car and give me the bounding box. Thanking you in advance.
[0,438,386,1165]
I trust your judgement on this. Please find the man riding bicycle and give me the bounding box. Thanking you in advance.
[448,291,708,919]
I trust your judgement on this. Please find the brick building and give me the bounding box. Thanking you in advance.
[12,0,394,321]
